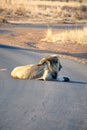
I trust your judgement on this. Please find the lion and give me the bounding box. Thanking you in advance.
[11,55,70,82]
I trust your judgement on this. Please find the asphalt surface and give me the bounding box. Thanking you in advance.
[0,45,87,130]
[0,23,84,29]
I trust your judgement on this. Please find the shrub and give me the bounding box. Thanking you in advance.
[15,7,26,16]
[0,16,8,23]
[80,5,87,12]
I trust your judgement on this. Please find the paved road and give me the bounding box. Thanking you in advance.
[0,45,87,130]
[0,23,84,30]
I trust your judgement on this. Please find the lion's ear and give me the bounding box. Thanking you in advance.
[38,58,47,65]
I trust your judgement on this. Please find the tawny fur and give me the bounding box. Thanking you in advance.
[11,55,62,80]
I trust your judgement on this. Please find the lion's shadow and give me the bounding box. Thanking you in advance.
[68,80,87,85]
[47,79,87,85]
[41,79,87,85]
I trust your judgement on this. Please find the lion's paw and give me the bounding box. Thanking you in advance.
[63,77,70,82]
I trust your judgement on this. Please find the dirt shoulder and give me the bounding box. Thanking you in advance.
[0,23,87,64]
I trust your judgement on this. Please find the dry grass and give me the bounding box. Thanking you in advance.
[41,27,87,45]
[0,0,87,23]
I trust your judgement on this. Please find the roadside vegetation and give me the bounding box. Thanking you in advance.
[0,0,87,24]
[41,27,87,45]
